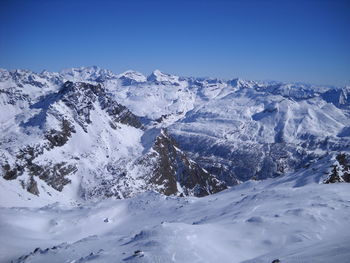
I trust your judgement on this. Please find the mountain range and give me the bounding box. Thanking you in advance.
[1,66,349,205]
[1,66,350,262]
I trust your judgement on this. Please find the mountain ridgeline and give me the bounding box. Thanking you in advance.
[0,67,349,202]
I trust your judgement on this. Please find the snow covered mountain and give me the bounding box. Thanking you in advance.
[0,69,225,203]
[0,66,349,204]
[90,68,349,185]
[1,66,350,262]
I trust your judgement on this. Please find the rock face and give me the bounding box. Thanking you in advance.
[1,81,145,196]
[0,76,226,200]
[58,81,143,131]
[324,153,350,184]
[143,129,226,197]
[321,86,350,108]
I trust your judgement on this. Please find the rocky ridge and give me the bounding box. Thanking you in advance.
[0,66,349,203]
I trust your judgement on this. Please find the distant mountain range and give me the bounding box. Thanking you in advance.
[0,66,349,205]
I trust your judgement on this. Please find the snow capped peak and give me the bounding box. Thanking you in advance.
[147,69,181,85]
[321,85,350,107]
[152,69,164,76]
[12,69,33,74]
[227,78,256,89]
[60,66,116,82]
[9,69,36,80]
[118,70,147,85]
[0,68,10,81]
[60,65,100,75]
[228,77,243,86]
[0,68,9,74]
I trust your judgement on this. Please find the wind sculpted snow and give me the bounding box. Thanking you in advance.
[1,157,349,262]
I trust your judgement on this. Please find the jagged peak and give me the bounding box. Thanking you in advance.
[9,69,36,78]
[0,68,11,80]
[147,69,180,85]
[60,66,116,82]
[59,81,103,94]
[118,70,147,84]
[152,69,165,76]
[60,65,100,73]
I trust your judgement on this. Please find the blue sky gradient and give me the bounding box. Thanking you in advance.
[0,0,349,85]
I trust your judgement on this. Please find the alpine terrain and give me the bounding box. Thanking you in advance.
[0,66,349,263]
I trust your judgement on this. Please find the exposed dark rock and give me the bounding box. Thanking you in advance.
[30,162,76,192]
[133,250,144,257]
[59,81,142,131]
[144,129,227,197]
[2,79,144,196]
[45,119,76,148]
[16,144,45,164]
[99,94,142,129]
[15,243,69,263]
[10,70,46,88]
[321,87,350,108]
[1,120,76,193]
[155,114,170,123]
[172,130,341,185]
[2,163,21,180]
[0,87,31,105]
[324,153,350,183]
[27,176,39,195]
[2,144,44,180]
[1,80,228,199]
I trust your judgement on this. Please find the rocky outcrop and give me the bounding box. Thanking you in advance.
[321,87,350,108]
[324,153,350,183]
[59,81,142,131]
[0,81,143,196]
[1,79,226,199]
[143,129,227,197]
[0,87,31,105]
[26,176,39,196]
[1,119,77,194]
[45,119,76,147]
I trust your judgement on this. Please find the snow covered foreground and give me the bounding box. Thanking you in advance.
[1,162,349,263]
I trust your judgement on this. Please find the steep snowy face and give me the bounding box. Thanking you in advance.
[139,129,226,197]
[117,70,147,85]
[106,80,195,120]
[60,66,116,83]
[0,76,225,202]
[147,69,182,86]
[103,72,350,184]
[321,86,350,108]
[0,81,143,198]
[0,69,63,101]
[169,82,350,183]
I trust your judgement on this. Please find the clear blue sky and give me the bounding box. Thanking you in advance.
[1,0,349,86]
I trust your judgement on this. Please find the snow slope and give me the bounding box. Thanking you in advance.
[101,70,350,184]
[1,67,350,262]
[0,71,224,202]
[1,155,349,263]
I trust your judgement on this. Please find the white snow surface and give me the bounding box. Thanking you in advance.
[1,157,349,263]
